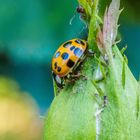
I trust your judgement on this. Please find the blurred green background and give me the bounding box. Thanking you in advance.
[0,0,140,115]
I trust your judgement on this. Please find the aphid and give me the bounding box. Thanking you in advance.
[76,6,85,14]
[76,6,86,19]
[103,96,108,107]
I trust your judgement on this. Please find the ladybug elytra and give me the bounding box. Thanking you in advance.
[52,38,88,88]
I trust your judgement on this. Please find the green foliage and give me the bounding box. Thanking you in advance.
[44,0,140,139]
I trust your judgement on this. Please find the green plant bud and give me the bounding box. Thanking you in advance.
[44,0,140,139]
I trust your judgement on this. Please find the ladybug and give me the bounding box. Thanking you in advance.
[52,38,88,88]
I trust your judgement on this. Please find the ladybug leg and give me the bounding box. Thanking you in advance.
[65,75,75,84]
[70,71,81,78]
[66,74,88,84]
[87,49,95,57]
[70,71,88,80]
[66,78,75,84]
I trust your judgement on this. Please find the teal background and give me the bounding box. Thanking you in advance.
[0,0,140,114]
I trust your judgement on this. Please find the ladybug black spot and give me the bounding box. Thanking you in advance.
[74,48,83,58]
[75,39,85,46]
[54,62,57,69]
[54,51,60,58]
[63,41,72,48]
[61,52,69,60]
[70,46,75,51]
[57,66,61,72]
[67,59,75,68]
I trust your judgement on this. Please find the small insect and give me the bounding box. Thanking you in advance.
[69,6,86,25]
[76,6,85,14]
[103,96,108,108]
[76,6,86,20]
[52,38,89,88]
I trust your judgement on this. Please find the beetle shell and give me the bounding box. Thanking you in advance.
[52,38,87,77]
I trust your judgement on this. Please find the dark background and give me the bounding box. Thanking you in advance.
[0,0,140,115]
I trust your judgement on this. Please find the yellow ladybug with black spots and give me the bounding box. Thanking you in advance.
[52,38,88,88]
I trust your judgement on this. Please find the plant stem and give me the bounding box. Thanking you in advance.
[87,0,99,51]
